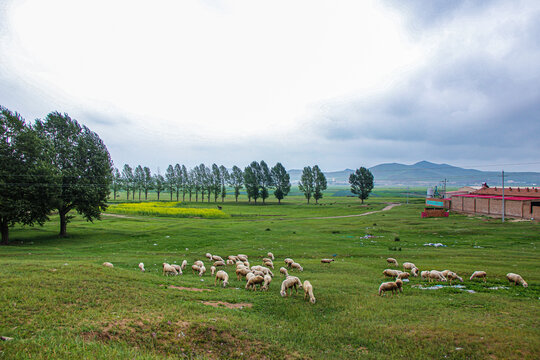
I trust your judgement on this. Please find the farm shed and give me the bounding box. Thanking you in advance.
[450,186,540,220]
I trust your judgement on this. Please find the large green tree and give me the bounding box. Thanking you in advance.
[298,166,314,204]
[211,164,221,202]
[243,163,260,203]
[0,107,58,245]
[271,162,291,204]
[111,168,121,200]
[122,164,134,200]
[229,166,243,202]
[35,112,112,236]
[219,165,229,203]
[259,160,273,204]
[165,165,176,201]
[349,167,374,204]
[134,165,144,200]
[154,173,165,200]
[313,165,327,204]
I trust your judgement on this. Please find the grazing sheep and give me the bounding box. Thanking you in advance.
[103,262,114,268]
[244,261,250,268]
[210,266,216,276]
[228,255,238,262]
[411,267,419,277]
[251,265,264,272]
[246,275,264,291]
[205,253,213,260]
[321,258,334,263]
[236,261,245,267]
[378,279,403,296]
[387,258,398,267]
[280,267,289,277]
[263,260,274,269]
[284,258,294,268]
[245,272,255,282]
[171,264,182,275]
[252,270,265,277]
[215,270,229,287]
[268,252,274,260]
[198,265,206,277]
[194,260,204,267]
[445,271,463,284]
[428,270,447,282]
[236,267,251,281]
[163,263,178,276]
[290,262,303,271]
[262,258,272,263]
[383,269,401,278]
[237,254,248,262]
[403,262,416,271]
[421,270,430,280]
[191,264,201,274]
[261,274,272,291]
[280,276,302,297]
[138,263,145,272]
[303,280,316,304]
[226,259,234,265]
[181,260,188,271]
[470,271,487,282]
[212,255,224,262]
[213,260,226,267]
[397,272,409,280]
[252,265,273,277]
[506,273,528,287]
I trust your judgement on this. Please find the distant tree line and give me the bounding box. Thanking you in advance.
[1,106,112,244]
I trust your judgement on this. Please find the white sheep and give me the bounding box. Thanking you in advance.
[245,275,264,291]
[213,260,226,267]
[397,272,409,280]
[261,274,272,291]
[210,265,216,276]
[290,262,303,271]
[226,259,234,265]
[138,263,145,272]
[198,265,206,277]
[215,270,229,287]
[383,269,401,278]
[284,258,294,268]
[441,270,462,284]
[470,271,487,282]
[403,262,416,271]
[205,253,213,260]
[378,279,403,296]
[267,252,274,260]
[237,254,248,262]
[252,270,265,277]
[103,262,114,268]
[244,261,250,268]
[303,280,316,304]
[428,270,447,282]
[163,263,178,276]
[262,257,272,263]
[321,258,334,263]
[506,273,528,287]
[263,261,274,269]
[411,267,419,277]
[279,267,289,277]
[420,270,430,280]
[181,260,188,271]
[228,255,238,262]
[280,276,302,297]
[236,267,251,280]
[191,264,201,274]
[212,255,224,262]
[387,258,398,267]
[194,260,204,267]
[171,264,182,275]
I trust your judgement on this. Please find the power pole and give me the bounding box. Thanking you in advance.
[502,170,505,222]
[443,178,447,198]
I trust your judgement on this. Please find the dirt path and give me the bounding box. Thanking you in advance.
[303,203,401,220]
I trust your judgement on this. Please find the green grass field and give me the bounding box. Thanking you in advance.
[1,192,539,359]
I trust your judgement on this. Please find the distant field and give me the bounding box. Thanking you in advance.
[1,193,538,359]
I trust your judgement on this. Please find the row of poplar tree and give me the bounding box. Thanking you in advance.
[112,162,330,204]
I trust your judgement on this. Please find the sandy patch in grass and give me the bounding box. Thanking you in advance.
[201,301,252,309]
[159,284,212,292]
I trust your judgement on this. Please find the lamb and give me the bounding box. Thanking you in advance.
[397,272,409,280]
[261,274,272,291]
[267,252,274,260]
[506,273,528,287]
[284,258,294,268]
[383,269,401,278]
[103,262,114,268]
[387,258,398,267]
[205,253,213,260]
[163,263,178,276]
[428,270,447,282]
[290,262,303,271]
[213,260,226,267]
[280,276,302,297]
[198,265,206,277]
[245,275,264,291]
[411,267,419,277]
[194,260,204,267]
[279,267,289,277]
[191,264,201,274]
[321,258,334,263]
[138,263,145,272]
[420,270,430,280]
[236,267,251,280]
[212,255,224,262]
[210,266,216,276]
[445,271,463,284]
[378,279,403,296]
[237,254,248,262]
[181,260,187,271]
[171,264,182,275]
[303,280,316,304]
[403,262,416,271]
[470,271,487,282]
[215,270,229,287]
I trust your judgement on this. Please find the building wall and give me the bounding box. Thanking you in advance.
[532,205,540,220]
[505,200,524,217]
[476,198,490,214]
[462,197,476,213]
[452,196,463,211]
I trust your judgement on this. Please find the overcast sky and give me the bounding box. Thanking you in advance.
[1,0,539,172]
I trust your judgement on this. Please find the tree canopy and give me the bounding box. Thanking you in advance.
[298,166,314,203]
[349,167,374,203]
[271,162,291,204]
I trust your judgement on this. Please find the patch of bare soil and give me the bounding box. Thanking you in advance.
[159,284,212,292]
[201,301,252,309]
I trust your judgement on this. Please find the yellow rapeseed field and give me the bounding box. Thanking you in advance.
[107,202,228,219]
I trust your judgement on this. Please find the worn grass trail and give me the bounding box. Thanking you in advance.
[0,195,539,359]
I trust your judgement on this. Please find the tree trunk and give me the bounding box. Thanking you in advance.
[138,190,141,201]
[278,198,281,204]
[59,210,68,237]
[1,219,9,245]
[361,198,364,204]
[145,190,148,200]
[176,189,179,201]
[113,189,117,200]
[170,191,173,201]
[157,191,160,200]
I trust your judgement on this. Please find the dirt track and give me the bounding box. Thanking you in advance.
[303,203,401,220]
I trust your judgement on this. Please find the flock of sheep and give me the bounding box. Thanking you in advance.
[105,252,329,304]
[379,257,529,296]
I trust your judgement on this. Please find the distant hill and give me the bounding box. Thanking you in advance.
[288,161,540,187]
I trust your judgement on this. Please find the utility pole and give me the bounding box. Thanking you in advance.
[502,170,505,222]
[443,178,447,198]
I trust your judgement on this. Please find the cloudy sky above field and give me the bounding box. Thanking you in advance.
[1,0,539,172]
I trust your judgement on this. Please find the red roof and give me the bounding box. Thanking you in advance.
[452,194,539,201]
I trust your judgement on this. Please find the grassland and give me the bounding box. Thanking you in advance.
[0,191,539,359]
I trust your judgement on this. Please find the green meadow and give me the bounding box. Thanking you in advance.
[1,191,539,359]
